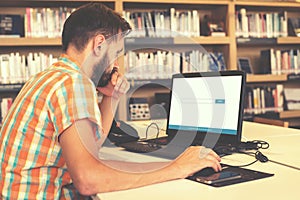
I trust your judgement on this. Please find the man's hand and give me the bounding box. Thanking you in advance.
[97,70,130,99]
[96,68,130,136]
[173,146,222,178]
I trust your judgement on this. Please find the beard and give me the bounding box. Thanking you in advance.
[90,52,112,87]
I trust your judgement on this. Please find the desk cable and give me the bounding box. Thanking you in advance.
[238,140,300,171]
[141,123,300,171]
[216,140,270,168]
[219,140,300,171]
[234,150,300,171]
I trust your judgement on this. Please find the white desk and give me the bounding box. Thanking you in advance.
[242,122,300,168]
[95,121,300,200]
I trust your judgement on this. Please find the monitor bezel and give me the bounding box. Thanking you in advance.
[165,70,246,148]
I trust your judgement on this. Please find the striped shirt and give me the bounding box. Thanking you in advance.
[0,54,102,199]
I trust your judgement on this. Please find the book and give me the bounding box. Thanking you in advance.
[276,84,284,112]
[0,97,13,123]
[288,17,300,37]
[244,86,280,115]
[240,8,249,38]
[192,10,200,37]
[260,49,274,74]
[284,88,300,110]
[279,11,288,37]
[0,54,10,84]
[0,14,24,37]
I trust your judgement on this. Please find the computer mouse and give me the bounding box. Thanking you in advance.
[193,167,217,177]
[107,120,140,144]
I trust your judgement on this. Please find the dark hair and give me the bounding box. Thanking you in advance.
[62,3,131,52]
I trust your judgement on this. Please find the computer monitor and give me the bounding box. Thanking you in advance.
[166,70,245,148]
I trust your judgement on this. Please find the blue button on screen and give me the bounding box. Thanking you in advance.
[215,99,225,104]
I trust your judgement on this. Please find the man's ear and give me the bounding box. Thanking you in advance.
[94,34,105,56]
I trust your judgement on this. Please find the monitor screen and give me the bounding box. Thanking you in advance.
[168,73,243,137]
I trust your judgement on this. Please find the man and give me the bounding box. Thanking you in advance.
[0,3,221,199]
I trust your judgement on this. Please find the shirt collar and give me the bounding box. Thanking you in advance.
[58,54,82,71]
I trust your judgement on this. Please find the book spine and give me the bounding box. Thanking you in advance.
[240,8,249,38]
[276,84,284,112]
[26,8,32,37]
[235,11,242,37]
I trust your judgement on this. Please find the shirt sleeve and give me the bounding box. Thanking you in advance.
[48,73,102,141]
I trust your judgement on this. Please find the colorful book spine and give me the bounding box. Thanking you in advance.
[24,7,75,38]
[236,9,288,38]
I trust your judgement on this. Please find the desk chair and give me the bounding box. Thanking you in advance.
[253,116,289,128]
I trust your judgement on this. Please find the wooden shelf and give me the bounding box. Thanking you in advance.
[125,36,230,46]
[0,37,61,46]
[122,0,230,5]
[237,38,277,45]
[128,79,172,89]
[235,0,300,7]
[0,83,24,92]
[279,110,300,119]
[277,37,300,44]
[124,36,230,52]
[0,36,230,48]
[251,110,300,127]
[175,36,230,45]
[0,0,115,7]
[237,37,300,45]
[246,74,288,83]
[253,116,289,127]
[0,0,115,3]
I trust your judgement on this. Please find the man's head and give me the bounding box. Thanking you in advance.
[62,3,131,86]
[62,2,131,52]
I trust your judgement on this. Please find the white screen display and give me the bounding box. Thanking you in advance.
[168,75,242,135]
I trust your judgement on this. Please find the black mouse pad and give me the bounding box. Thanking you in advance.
[187,165,274,187]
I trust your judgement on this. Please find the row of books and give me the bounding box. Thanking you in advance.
[244,85,284,115]
[124,51,226,80]
[124,51,181,80]
[182,51,226,73]
[260,48,300,75]
[122,8,200,38]
[0,7,75,38]
[236,8,288,38]
[0,97,13,124]
[24,7,75,38]
[0,52,58,84]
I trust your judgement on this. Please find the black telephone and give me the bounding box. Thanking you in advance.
[97,67,119,87]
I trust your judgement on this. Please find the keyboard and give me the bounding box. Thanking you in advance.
[118,141,162,153]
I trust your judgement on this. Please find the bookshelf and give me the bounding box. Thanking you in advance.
[234,0,300,127]
[246,74,288,82]
[0,0,118,124]
[0,0,300,126]
[0,38,61,46]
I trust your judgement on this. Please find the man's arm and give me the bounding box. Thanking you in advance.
[59,118,221,196]
[97,70,128,136]
[60,70,221,195]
